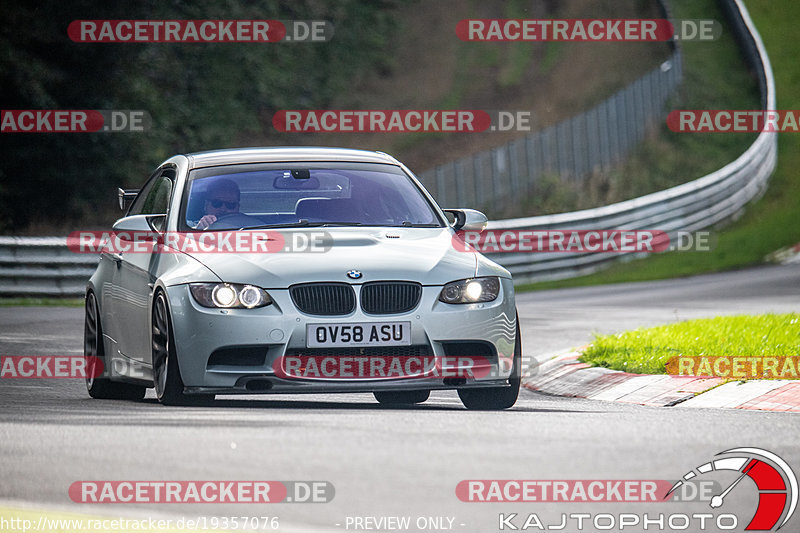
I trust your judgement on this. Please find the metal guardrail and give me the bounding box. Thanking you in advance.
[417,0,681,215]
[0,0,777,295]
[0,237,98,296]
[418,54,683,215]
[482,0,776,283]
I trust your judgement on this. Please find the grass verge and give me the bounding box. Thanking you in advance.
[518,0,800,291]
[512,0,760,218]
[580,313,800,375]
[0,297,83,307]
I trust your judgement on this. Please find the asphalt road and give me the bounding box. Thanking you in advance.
[1,263,799,532]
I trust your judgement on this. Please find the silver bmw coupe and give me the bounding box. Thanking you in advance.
[84,147,520,409]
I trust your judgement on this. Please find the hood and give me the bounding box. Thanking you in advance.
[181,227,478,287]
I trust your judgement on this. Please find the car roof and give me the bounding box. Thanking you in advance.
[185,147,401,169]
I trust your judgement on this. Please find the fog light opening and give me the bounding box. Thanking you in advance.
[245,379,273,391]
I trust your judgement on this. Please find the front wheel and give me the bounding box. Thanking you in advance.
[458,318,522,410]
[84,292,146,401]
[152,291,213,406]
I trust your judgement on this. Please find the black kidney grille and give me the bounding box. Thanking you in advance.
[361,282,422,314]
[290,283,356,315]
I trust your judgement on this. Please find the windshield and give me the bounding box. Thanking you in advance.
[181,162,443,230]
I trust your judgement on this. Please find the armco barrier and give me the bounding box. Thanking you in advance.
[417,0,681,214]
[0,0,777,295]
[418,53,682,215]
[0,237,98,296]
[482,0,776,283]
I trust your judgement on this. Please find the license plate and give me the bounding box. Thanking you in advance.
[306,322,411,348]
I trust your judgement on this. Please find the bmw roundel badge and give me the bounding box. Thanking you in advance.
[346,270,363,280]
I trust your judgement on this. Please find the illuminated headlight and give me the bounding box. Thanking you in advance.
[189,283,272,309]
[213,285,237,307]
[438,277,500,304]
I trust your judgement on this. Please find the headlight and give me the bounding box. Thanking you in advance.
[438,277,500,304]
[189,283,272,309]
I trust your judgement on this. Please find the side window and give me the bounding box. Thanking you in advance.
[128,170,175,216]
[141,177,173,214]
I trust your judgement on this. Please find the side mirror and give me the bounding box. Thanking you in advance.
[112,214,166,236]
[443,209,488,232]
[118,188,139,210]
[147,214,167,233]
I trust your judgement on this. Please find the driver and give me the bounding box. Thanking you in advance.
[195,178,240,230]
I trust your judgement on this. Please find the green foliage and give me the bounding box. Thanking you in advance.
[519,0,800,291]
[581,314,800,375]
[537,42,563,76]
[0,298,84,307]
[0,0,403,232]
[517,0,760,220]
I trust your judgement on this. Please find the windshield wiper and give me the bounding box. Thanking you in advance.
[239,221,438,230]
[238,220,366,230]
[393,222,441,227]
[238,220,313,230]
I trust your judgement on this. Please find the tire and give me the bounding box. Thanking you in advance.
[458,317,522,411]
[374,390,430,405]
[84,292,146,401]
[152,291,214,406]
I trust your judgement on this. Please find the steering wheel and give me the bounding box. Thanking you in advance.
[205,213,265,230]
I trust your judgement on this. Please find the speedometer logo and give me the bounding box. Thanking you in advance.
[667,448,798,531]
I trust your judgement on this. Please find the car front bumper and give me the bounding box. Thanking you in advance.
[166,279,517,395]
